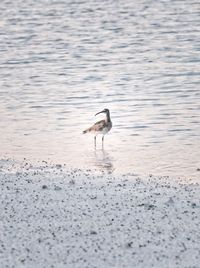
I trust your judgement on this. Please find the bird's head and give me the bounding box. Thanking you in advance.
[95,108,109,116]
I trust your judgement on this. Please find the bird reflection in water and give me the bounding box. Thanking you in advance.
[93,149,114,174]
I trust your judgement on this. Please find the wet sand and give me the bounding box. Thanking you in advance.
[0,158,200,268]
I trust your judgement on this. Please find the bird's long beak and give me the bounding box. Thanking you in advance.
[95,110,104,116]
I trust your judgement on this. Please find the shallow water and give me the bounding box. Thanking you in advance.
[0,0,200,178]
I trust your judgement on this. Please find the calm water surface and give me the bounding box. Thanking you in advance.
[0,0,200,178]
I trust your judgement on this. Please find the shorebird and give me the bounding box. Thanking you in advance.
[83,108,112,148]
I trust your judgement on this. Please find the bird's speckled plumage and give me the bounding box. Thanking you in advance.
[83,109,112,147]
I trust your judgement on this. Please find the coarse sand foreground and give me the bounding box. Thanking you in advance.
[0,158,200,268]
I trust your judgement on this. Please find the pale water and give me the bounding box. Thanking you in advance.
[0,0,200,179]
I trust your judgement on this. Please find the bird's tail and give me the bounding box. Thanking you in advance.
[83,128,90,134]
[83,126,94,134]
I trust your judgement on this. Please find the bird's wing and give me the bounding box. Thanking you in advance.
[83,119,106,134]
[94,119,106,126]
[93,119,107,131]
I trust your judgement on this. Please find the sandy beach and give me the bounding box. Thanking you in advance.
[0,158,199,268]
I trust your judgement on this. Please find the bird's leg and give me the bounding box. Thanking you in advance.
[102,135,104,148]
[94,136,97,148]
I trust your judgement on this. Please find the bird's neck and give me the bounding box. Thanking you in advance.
[106,112,111,123]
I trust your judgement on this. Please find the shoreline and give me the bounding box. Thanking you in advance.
[0,158,200,268]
